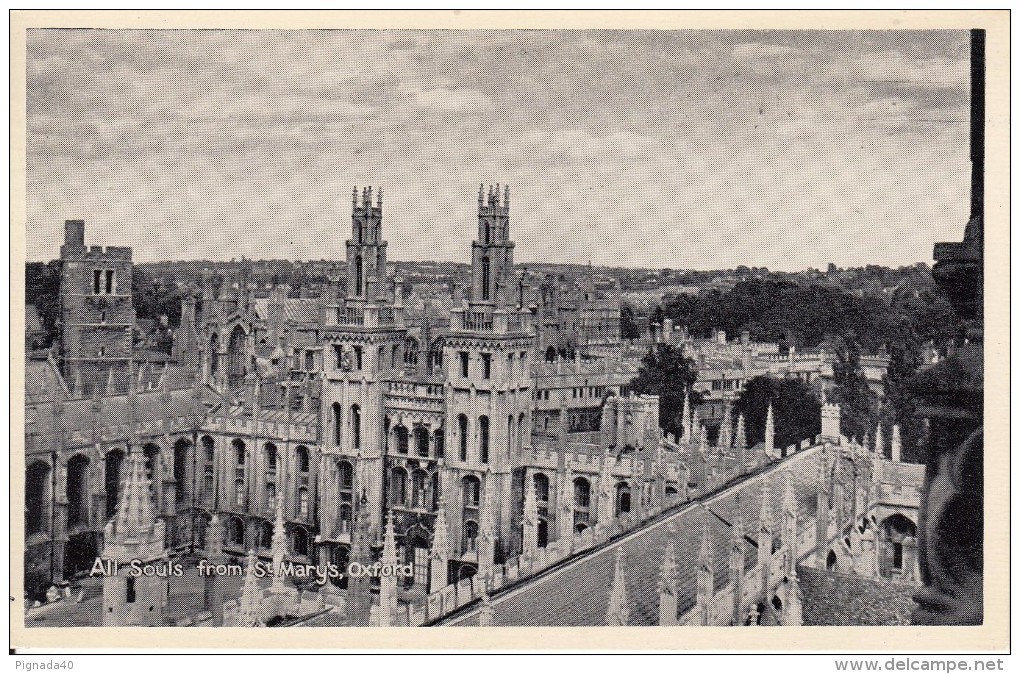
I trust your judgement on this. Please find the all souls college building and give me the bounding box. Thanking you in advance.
[24,186,922,627]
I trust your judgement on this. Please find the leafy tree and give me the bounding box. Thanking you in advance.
[132,266,183,328]
[658,279,901,353]
[619,304,642,341]
[881,341,923,463]
[627,343,702,437]
[734,375,821,450]
[25,261,61,347]
[829,337,879,442]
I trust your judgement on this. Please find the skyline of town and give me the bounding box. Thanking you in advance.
[25,29,970,269]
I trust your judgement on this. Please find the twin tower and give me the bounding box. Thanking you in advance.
[347,184,515,308]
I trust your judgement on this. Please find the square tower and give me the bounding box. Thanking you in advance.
[58,220,135,395]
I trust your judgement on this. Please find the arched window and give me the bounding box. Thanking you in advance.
[233,439,246,467]
[458,414,468,461]
[462,475,481,508]
[391,345,399,369]
[209,333,220,376]
[174,439,191,504]
[463,520,479,553]
[434,428,445,458]
[355,255,363,295]
[878,514,917,579]
[573,477,591,509]
[338,461,354,491]
[298,487,310,518]
[534,473,550,502]
[479,415,490,464]
[293,527,309,557]
[395,425,409,454]
[26,461,51,535]
[355,222,363,244]
[201,436,215,463]
[545,346,557,363]
[414,425,429,457]
[296,446,310,473]
[616,481,632,515]
[410,469,428,508]
[507,414,514,456]
[235,479,245,507]
[431,472,441,511]
[104,449,125,518]
[332,402,343,446]
[481,257,491,301]
[227,325,247,388]
[404,338,419,367]
[518,413,526,451]
[350,404,361,450]
[390,468,407,506]
[264,443,277,471]
[66,454,90,527]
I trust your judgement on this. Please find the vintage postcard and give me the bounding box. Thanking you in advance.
[10,10,1008,653]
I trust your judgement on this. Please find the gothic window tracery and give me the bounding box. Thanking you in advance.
[479,415,490,464]
[458,414,468,461]
[296,446,310,473]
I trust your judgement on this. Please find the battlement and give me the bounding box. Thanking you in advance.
[523,446,645,475]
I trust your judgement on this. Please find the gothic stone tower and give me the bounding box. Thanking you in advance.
[318,187,405,561]
[444,185,535,576]
[471,184,515,307]
[58,219,135,396]
[346,186,389,302]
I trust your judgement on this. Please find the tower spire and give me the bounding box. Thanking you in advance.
[236,549,264,627]
[270,494,288,594]
[758,478,774,624]
[696,507,715,625]
[729,493,745,625]
[735,413,747,474]
[605,546,629,626]
[719,402,733,449]
[657,536,678,625]
[430,496,451,593]
[376,510,398,626]
[782,471,803,625]
[764,402,775,462]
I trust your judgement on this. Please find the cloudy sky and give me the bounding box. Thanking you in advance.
[26,29,971,269]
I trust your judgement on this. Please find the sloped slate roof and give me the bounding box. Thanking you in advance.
[452,447,822,626]
[253,298,321,324]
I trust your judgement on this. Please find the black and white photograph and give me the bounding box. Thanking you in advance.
[12,10,1002,654]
